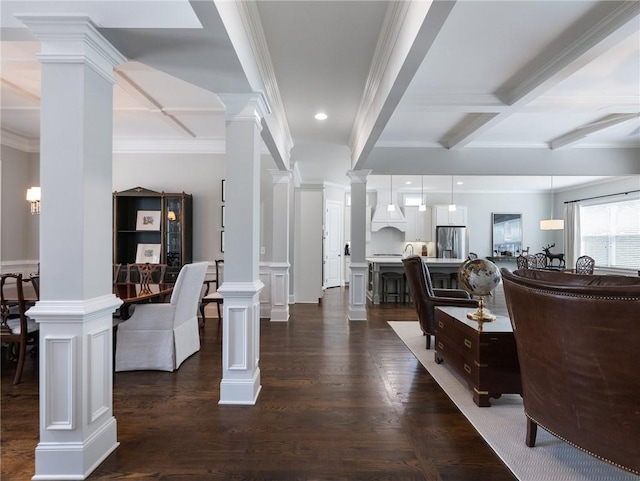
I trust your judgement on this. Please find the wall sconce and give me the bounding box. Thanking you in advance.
[167,210,177,221]
[26,186,41,215]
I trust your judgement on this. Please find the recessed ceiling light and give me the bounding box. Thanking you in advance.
[405,181,412,185]
[314,112,328,120]
[456,181,464,185]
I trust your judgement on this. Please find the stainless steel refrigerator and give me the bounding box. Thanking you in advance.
[436,226,469,259]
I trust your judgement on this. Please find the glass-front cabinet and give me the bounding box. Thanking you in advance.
[113,187,193,282]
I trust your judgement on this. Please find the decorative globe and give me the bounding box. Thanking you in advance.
[457,258,502,324]
[457,258,501,297]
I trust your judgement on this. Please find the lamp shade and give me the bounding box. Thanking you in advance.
[540,219,564,230]
[26,186,41,202]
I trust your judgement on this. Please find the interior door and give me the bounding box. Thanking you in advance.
[324,200,343,288]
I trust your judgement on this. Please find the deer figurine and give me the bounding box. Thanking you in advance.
[542,243,565,267]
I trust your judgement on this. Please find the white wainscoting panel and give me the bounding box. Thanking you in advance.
[45,336,77,430]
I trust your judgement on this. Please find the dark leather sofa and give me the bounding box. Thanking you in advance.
[501,268,640,475]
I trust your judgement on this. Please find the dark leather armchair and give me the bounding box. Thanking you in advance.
[501,268,640,475]
[402,256,478,349]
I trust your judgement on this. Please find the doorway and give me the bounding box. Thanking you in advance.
[324,200,343,289]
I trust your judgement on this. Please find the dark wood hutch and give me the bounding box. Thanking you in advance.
[113,187,193,282]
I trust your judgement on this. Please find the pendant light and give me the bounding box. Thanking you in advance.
[540,176,564,230]
[448,175,457,212]
[387,175,395,211]
[419,175,426,211]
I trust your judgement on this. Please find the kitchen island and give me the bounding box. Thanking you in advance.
[366,256,468,304]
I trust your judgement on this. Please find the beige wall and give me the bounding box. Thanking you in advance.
[0,145,39,269]
[112,152,226,264]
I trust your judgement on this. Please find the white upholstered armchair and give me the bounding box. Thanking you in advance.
[115,262,208,372]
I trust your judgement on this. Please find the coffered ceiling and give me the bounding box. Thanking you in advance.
[1,0,639,192]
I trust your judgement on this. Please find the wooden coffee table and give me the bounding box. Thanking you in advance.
[434,306,522,407]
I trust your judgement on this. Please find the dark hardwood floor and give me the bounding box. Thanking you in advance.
[2,287,516,480]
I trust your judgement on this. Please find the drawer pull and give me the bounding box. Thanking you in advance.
[438,321,444,329]
[464,363,471,374]
[464,339,472,349]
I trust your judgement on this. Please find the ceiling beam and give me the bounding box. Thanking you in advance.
[350,0,457,170]
[442,1,640,150]
[1,78,40,103]
[114,70,196,138]
[550,113,640,150]
[214,0,293,170]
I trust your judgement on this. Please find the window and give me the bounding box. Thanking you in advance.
[580,197,640,269]
[403,194,422,207]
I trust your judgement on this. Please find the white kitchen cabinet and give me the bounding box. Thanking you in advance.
[404,206,431,241]
[433,205,467,226]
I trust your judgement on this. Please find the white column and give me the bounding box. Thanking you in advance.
[347,170,371,321]
[268,169,292,322]
[218,94,266,405]
[16,15,125,481]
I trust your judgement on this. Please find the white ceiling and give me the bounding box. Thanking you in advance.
[1,0,639,193]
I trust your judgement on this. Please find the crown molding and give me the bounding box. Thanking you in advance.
[0,130,39,152]
[215,0,293,166]
[348,0,456,167]
[113,138,225,154]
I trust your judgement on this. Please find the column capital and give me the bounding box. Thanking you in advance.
[347,169,372,184]
[221,93,270,127]
[16,14,126,84]
[268,169,294,184]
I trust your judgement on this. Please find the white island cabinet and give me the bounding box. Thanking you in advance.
[366,256,468,304]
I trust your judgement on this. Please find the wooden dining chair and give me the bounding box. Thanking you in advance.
[200,259,224,327]
[29,274,40,300]
[126,263,167,295]
[1,274,39,385]
[112,264,122,287]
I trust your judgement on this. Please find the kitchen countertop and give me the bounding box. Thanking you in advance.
[366,256,468,265]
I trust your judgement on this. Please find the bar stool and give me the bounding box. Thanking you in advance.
[381,272,405,303]
[450,252,477,288]
[431,272,450,289]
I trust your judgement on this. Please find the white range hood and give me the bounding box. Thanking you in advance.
[371,190,406,232]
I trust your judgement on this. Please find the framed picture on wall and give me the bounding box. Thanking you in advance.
[221,205,225,228]
[221,179,225,202]
[221,230,225,253]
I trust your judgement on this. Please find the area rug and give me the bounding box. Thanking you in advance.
[388,321,637,481]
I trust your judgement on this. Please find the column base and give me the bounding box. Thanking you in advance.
[348,262,368,321]
[217,280,264,405]
[33,418,118,481]
[269,262,290,322]
[219,369,262,405]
